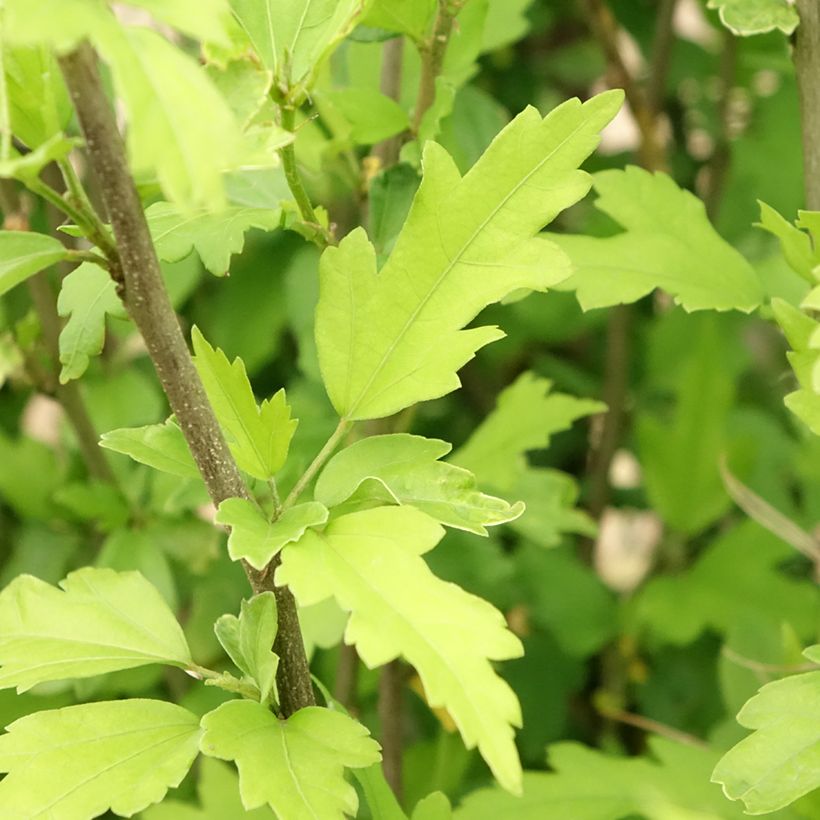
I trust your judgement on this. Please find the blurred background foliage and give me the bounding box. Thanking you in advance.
[0,0,818,817]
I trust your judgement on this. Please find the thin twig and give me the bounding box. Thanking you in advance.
[371,36,406,170]
[283,418,351,509]
[378,659,405,799]
[59,42,314,716]
[647,0,679,115]
[795,0,820,209]
[334,643,361,712]
[597,703,709,749]
[721,646,818,677]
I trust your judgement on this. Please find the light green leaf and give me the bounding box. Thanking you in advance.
[199,700,381,817]
[316,92,622,421]
[370,163,420,263]
[0,231,66,297]
[315,433,524,535]
[276,506,524,793]
[214,592,279,703]
[456,737,745,819]
[192,327,297,480]
[324,87,409,145]
[757,201,817,282]
[0,133,78,181]
[99,23,242,211]
[362,0,436,40]
[4,44,70,148]
[413,792,453,820]
[56,262,125,383]
[712,654,820,813]
[452,372,604,491]
[0,699,201,819]
[707,0,799,36]
[216,497,328,569]
[147,202,282,276]
[3,0,109,51]
[143,757,274,819]
[230,0,367,92]
[125,0,234,45]
[0,567,192,691]
[554,166,763,312]
[100,417,200,479]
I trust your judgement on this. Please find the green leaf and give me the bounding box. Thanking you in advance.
[0,133,78,181]
[100,417,200,479]
[0,231,66,297]
[276,506,524,793]
[362,0,436,41]
[99,23,242,211]
[315,433,524,535]
[0,567,192,691]
[757,201,817,282]
[323,87,410,145]
[230,0,367,92]
[707,0,799,36]
[369,163,420,263]
[3,0,109,51]
[192,327,297,480]
[456,737,746,819]
[124,0,234,45]
[451,372,604,491]
[0,699,201,819]
[216,497,328,569]
[316,92,622,420]
[214,592,279,703]
[712,655,820,813]
[554,166,763,312]
[56,262,126,383]
[143,757,274,819]
[199,700,381,817]
[413,792,453,820]
[147,202,282,276]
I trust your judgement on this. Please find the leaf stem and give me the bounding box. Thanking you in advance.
[283,418,351,509]
[59,42,314,717]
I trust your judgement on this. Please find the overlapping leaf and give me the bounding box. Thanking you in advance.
[276,506,524,792]
[315,92,622,421]
[712,648,820,814]
[216,498,328,569]
[315,433,524,535]
[100,417,200,479]
[200,700,381,817]
[554,166,763,312]
[707,0,799,36]
[192,327,297,480]
[0,699,201,819]
[0,567,192,690]
[0,231,66,297]
[57,261,126,383]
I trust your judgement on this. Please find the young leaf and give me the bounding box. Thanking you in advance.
[757,201,817,282]
[57,262,126,383]
[0,231,66,297]
[199,700,381,817]
[214,592,279,702]
[362,0,436,41]
[712,653,820,813]
[0,567,192,691]
[451,372,604,491]
[323,87,410,145]
[315,92,622,421]
[216,497,328,569]
[142,757,273,819]
[0,699,201,819]
[553,166,763,312]
[314,433,524,535]
[147,202,283,276]
[707,0,799,36]
[100,417,200,479]
[230,0,367,92]
[192,327,297,480]
[276,506,524,793]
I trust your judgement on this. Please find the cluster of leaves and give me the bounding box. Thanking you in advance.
[0,0,817,818]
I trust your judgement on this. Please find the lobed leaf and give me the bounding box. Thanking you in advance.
[712,652,820,813]
[57,262,126,383]
[214,592,279,703]
[315,433,524,535]
[554,166,763,312]
[276,506,524,792]
[0,699,201,819]
[0,231,67,297]
[0,567,192,691]
[200,700,381,818]
[192,327,297,480]
[707,0,799,36]
[100,417,200,479]
[216,497,328,569]
[315,92,622,420]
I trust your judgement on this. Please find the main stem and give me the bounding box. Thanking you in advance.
[59,43,314,716]
[795,0,820,210]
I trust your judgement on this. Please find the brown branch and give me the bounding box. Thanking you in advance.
[795,0,820,209]
[334,643,360,712]
[378,659,405,799]
[371,36,406,170]
[59,42,314,716]
[647,0,679,115]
